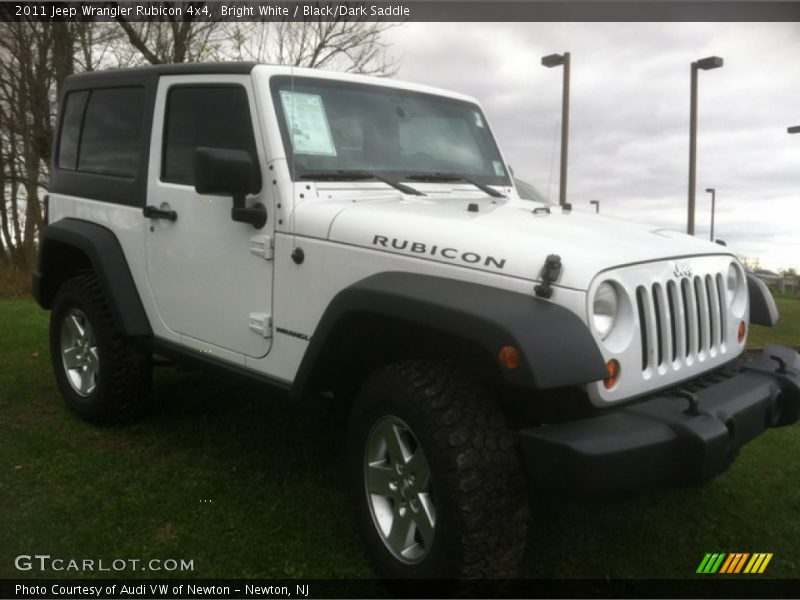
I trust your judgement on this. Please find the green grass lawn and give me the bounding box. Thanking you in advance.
[1,297,799,581]
[749,294,800,350]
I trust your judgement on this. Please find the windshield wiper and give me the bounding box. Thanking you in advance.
[405,172,506,198]
[299,170,425,196]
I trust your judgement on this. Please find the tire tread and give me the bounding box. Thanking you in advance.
[356,360,529,579]
[51,272,151,423]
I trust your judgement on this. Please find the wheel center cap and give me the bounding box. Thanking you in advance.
[399,477,414,498]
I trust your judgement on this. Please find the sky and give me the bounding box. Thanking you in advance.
[387,22,800,272]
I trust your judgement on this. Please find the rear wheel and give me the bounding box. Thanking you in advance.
[347,360,528,579]
[50,273,152,423]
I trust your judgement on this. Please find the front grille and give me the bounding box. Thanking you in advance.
[636,273,727,372]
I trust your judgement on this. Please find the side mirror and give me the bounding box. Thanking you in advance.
[194,147,266,228]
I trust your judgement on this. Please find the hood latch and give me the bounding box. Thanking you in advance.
[534,254,562,299]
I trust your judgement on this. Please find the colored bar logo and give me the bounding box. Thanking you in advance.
[696,552,773,574]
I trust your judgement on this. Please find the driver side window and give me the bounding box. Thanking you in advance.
[162,85,258,186]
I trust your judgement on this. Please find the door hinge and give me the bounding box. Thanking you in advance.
[248,313,272,338]
[249,235,274,260]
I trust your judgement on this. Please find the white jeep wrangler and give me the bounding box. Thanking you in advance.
[34,62,799,579]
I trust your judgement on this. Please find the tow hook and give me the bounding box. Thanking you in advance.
[770,355,788,374]
[676,390,701,416]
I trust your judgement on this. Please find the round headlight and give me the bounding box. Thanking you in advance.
[593,281,619,339]
[726,263,739,304]
[727,261,748,318]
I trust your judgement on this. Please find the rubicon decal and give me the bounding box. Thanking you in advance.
[696,552,773,574]
[372,235,507,269]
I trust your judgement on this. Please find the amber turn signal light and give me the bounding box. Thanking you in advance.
[738,321,746,344]
[604,359,620,390]
[498,345,521,369]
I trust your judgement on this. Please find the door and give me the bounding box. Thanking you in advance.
[145,76,274,359]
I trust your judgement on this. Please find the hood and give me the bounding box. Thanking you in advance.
[322,195,732,290]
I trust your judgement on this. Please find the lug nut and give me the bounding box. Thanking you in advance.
[410,498,420,513]
[389,480,399,492]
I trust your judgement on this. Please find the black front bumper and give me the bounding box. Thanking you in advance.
[519,344,800,494]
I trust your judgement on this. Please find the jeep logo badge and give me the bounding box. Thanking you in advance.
[673,261,693,278]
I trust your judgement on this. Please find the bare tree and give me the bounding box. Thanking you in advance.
[114,4,399,75]
[74,23,135,72]
[228,20,399,76]
[115,3,226,64]
[738,256,761,272]
[0,22,64,268]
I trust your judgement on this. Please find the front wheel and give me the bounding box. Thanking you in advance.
[347,361,529,579]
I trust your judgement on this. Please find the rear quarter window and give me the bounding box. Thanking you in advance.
[57,90,89,171]
[56,86,145,178]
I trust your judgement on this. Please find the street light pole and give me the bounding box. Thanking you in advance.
[687,56,723,236]
[688,64,699,235]
[705,188,716,241]
[590,200,600,213]
[542,52,571,207]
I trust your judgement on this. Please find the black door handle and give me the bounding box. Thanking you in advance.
[143,205,178,222]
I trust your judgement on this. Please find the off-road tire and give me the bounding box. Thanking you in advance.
[347,360,529,579]
[50,273,152,423]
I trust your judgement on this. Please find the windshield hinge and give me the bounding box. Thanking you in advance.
[249,235,274,260]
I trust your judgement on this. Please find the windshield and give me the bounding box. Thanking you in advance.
[270,76,511,186]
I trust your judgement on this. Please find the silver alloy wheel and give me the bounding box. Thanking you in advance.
[59,308,99,397]
[364,416,435,563]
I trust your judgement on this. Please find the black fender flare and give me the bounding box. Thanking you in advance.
[292,272,608,396]
[746,273,779,326]
[33,219,152,337]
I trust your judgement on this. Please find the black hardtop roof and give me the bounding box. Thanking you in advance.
[64,62,259,86]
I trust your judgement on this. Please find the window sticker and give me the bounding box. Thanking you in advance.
[492,160,506,176]
[279,91,337,156]
[473,111,485,128]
